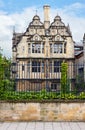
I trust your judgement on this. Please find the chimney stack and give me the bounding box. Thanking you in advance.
[43,5,50,29]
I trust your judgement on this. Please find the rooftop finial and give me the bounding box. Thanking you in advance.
[67,23,72,36]
[83,33,85,40]
[57,13,59,16]
[13,26,15,34]
[34,9,38,15]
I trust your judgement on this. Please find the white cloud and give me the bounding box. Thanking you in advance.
[50,3,85,42]
[0,3,85,57]
[64,2,85,11]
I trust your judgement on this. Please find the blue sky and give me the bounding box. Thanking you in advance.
[0,0,85,15]
[0,0,85,57]
[1,0,85,12]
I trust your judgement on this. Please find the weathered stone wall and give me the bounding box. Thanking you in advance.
[0,102,85,121]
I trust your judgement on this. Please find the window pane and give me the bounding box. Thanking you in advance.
[42,43,44,53]
[49,61,52,73]
[32,61,40,72]
[32,43,40,53]
[64,43,66,53]
[51,43,63,53]
[32,44,35,53]
[59,44,62,53]
[22,65,25,71]
[54,61,61,72]
[32,43,44,53]
[50,44,52,53]
[28,44,31,53]
[51,83,57,91]
[28,62,30,72]
[42,62,44,72]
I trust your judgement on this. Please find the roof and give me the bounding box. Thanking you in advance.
[54,15,61,21]
[33,15,40,21]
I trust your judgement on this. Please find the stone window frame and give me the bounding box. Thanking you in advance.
[31,42,44,54]
[27,60,45,73]
[49,60,62,73]
[50,42,66,54]
[31,60,45,73]
[32,61,41,72]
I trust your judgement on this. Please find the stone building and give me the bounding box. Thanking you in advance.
[12,5,75,91]
[75,34,85,84]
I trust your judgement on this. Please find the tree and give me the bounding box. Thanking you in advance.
[0,48,12,94]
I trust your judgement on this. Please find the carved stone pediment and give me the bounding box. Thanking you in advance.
[54,34,64,41]
[30,33,43,41]
[51,21,65,27]
[30,20,43,26]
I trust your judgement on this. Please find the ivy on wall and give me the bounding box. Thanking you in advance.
[61,62,68,95]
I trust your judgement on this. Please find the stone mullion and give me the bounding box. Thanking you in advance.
[63,42,64,54]
[30,43,31,53]
[52,43,54,53]
[30,59,32,78]
[52,60,54,74]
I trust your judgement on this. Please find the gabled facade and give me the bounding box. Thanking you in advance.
[12,5,75,91]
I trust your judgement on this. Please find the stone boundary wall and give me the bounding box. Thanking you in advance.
[0,102,85,121]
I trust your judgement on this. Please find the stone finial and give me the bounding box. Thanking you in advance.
[54,15,61,21]
[13,26,16,35]
[67,24,72,36]
[67,24,70,30]
[83,33,85,41]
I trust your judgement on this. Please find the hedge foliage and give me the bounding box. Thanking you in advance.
[0,89,85,101]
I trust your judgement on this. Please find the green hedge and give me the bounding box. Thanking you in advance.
[0,89,85,101]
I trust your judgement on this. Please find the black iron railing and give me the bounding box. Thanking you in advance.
[0,63,85,100]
